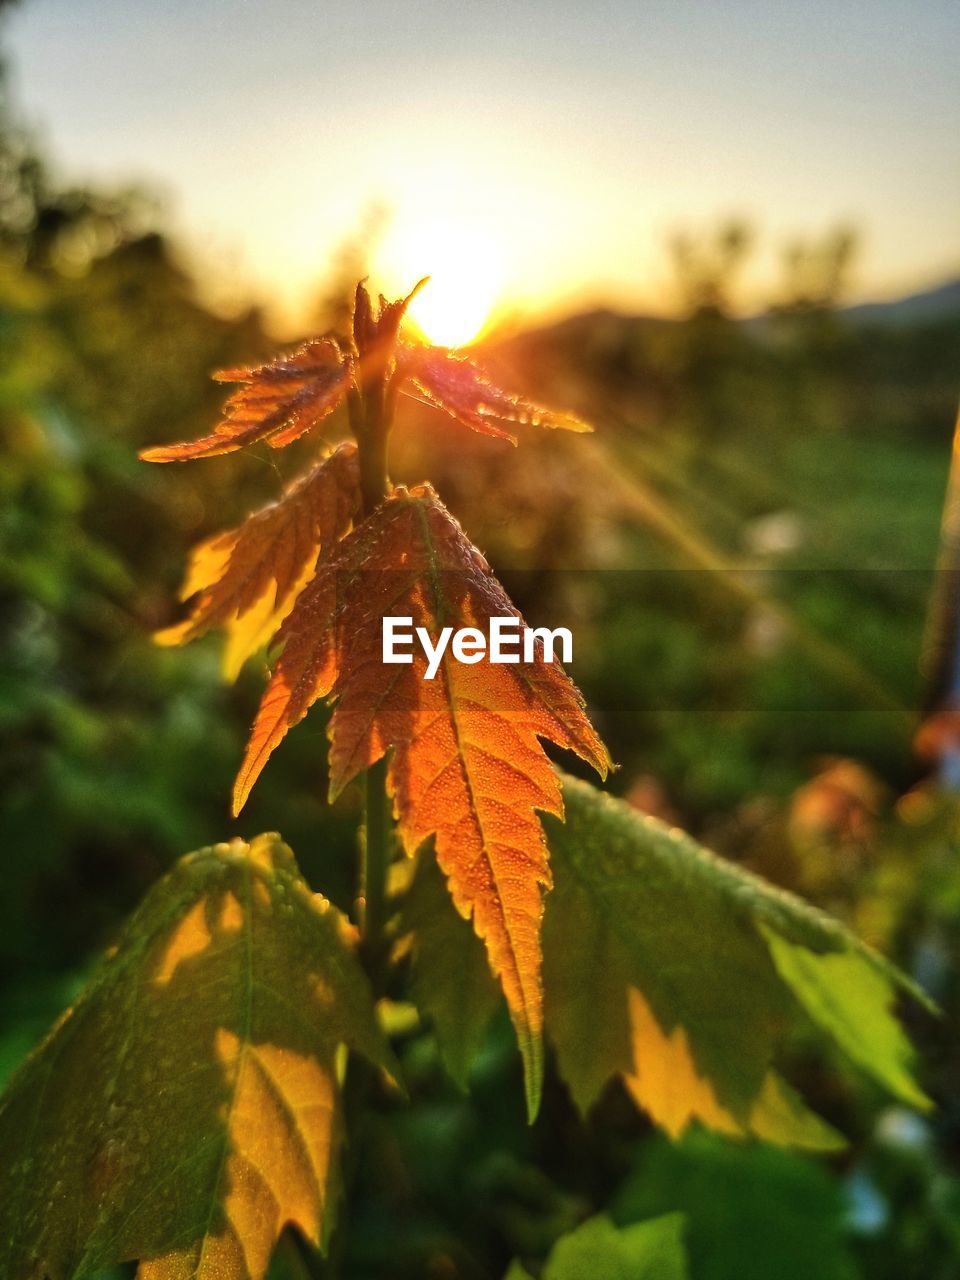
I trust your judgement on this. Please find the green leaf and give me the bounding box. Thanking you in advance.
[542,774,928,1145]
[612,1131,857,1280]
[542,1212,687,1280]
[762,928,930,1109]
[400,850,502,1090]
[0,834,395,1280]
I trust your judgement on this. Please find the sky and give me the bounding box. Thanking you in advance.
[4,0,959,336]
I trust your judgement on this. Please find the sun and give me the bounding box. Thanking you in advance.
[375,217,504,348]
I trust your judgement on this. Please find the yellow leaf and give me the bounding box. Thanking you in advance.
[156,443,359,677]
[0,834,394,1279]
[623,990,842,1149]
[543,774,928,1146]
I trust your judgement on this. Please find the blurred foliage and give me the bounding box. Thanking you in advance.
[508,1211,689,1279]
[612,1130,857,1280]
[1,23,959,1277]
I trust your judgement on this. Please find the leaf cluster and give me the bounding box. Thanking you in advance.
[0,282,934,1279]
[143,284,606,1118]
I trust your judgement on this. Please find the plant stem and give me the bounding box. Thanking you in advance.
[360,754,389,976]
[357,394,389,519]
[354,359,392,977]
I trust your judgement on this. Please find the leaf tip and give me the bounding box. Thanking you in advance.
[138,445,170,463]
[405,275,430,305]
[524,1074,543,1125]
[152,622,189,648]
[517,1026,544,1124]
[230,777,251,819]
[595,746,616,781]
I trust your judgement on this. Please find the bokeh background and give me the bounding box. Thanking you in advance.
[1,1,959,1276]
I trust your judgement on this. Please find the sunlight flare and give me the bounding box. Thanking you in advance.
[376,217,504,347]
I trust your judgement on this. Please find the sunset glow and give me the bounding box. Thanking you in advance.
[5,2,957,329]
[375,218,505,348]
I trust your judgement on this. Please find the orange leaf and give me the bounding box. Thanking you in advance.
[399,343,593,443]
[233,485,609,1116]
[140,339,351,461]
[156,443,360,677]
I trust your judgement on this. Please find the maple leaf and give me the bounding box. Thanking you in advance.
[139,283,590,464]
[399,341,592,443]
[155,442,360,677]
[232,485,610,1118]
[139,338,351,462]
[399,773,930,1143]
[541,774,930,1144]
[0,834,395,1280]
